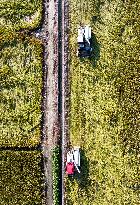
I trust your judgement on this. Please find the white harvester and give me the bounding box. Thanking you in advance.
[65,146,80,175]
[77,25,92,57]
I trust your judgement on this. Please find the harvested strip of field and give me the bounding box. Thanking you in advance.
[0,150,44,205]
[0,0,42,33]
[66,0,139,204]
[0,37,42,147]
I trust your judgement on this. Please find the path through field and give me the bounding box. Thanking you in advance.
[41,0,59,204]
[41,0,69,203]
[46,0,59,203]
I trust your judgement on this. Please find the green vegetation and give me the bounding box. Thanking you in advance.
[0,150,43,205]
[52,146,61,205]
[0,37,43,147]
[0,0,42,34]
[67,0,139,204]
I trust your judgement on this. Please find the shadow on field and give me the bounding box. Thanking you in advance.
[73,149,91,189]
[90,33,100,66]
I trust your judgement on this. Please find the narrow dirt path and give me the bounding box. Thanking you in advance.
[41,0,59,204]
[41,0,69,204]
[45,0,59,203]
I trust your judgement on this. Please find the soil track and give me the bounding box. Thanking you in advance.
[41,0,59,204]
[41,0,69,204]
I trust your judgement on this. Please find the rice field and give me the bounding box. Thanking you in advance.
[0,0,44,203]
[66,0,140,204]
[0,0,139,204]
[0,150,43,205]
[0,0,42,34]
[0,37,43,147]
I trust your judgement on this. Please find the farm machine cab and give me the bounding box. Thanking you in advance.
[77,25,92,58]
[66,146,80,176]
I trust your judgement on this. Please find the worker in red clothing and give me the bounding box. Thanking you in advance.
[66,162,74,175]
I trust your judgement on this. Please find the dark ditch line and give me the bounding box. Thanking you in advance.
[56,0,63,203]
[57,0,69,204]
[0,145,41,151]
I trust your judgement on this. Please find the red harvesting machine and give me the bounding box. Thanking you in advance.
[65,146,80,176]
